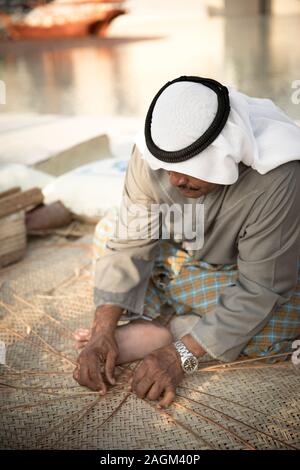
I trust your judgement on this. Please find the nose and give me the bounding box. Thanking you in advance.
[168,171,188,187]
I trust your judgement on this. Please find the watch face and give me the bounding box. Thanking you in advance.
[183,356,198,374]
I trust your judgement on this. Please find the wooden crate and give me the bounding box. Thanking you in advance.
[0,210,26,268]
[0,186,43,268]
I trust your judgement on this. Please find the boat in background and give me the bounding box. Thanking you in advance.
[0,0,127,39]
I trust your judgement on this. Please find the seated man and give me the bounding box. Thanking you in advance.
[73,76,300,408]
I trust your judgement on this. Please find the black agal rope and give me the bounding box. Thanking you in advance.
[144,76,230,163]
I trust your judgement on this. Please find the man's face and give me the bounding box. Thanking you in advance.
[167,170,219,198]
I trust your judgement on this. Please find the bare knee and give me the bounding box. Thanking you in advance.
[149,320,173,345]
[90,318,173,346]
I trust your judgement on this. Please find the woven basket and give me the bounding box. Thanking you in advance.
[1,234,300,450]
[0,211,27,268]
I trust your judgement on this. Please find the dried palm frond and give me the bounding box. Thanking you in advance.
[1,233,300,450]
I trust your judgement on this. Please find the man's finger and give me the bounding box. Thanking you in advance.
[131,367,147,392]
[131,361,147,387]
[76,361,99,391]
[74,329,91,341]
[105,350,117,385]
[133,376,154,399]
[147,382,163,401]
[74,339,89,351]
[158,386,175,408]
[88,354,107,394]
[73,366,79,382]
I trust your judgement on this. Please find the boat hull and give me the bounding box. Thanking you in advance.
[1,8,125,39]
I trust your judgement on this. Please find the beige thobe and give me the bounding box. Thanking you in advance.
[94,146,300,361]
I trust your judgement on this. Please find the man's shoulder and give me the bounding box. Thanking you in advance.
[130,143,162,186]
[262,160,300,182]
[128,144,149,178]
[126,144,159,201]
[238,160,300,192]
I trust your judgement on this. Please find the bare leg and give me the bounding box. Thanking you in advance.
[74,320,173,364]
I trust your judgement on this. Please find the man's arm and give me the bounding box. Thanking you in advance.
[93,145,160,315]
[181,334,206,357]
[131,165,300,408]
[130,332,206,409]
[189,164,300,362]
[73,304,123,393]
[74,146,160,391]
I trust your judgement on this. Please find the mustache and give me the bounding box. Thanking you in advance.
[178,184,201,191]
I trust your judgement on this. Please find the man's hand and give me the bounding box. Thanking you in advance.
[73,305,122,394]
[131,344,184,408]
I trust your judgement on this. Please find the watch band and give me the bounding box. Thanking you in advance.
[173,340,193,358]
[173,340,199,374]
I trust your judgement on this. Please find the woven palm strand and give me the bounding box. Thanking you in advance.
[0,234,300,450]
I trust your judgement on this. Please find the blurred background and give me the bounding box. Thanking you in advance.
[1,0,300,119]
[0,0,299,248]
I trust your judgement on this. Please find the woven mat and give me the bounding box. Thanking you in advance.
[0,234,300,450]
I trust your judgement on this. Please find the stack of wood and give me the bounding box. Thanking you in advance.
[0,187,43,268]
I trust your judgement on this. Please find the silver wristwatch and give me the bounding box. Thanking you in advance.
[173,340,198,375]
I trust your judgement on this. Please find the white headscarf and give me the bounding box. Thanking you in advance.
[141,81,300,184]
